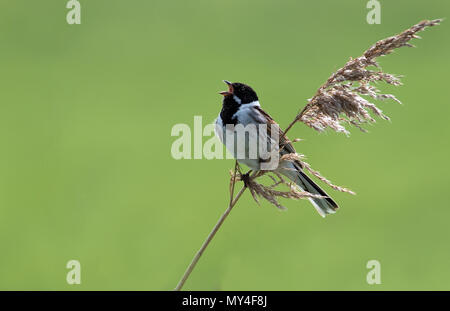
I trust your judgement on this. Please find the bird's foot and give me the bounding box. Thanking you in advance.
[241,170,252,187]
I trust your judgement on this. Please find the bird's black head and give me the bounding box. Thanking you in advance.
[219,80,259,105]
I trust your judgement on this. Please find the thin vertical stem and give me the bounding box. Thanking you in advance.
[175,162,250,291]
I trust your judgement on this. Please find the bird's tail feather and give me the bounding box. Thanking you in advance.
[280,166,338,217]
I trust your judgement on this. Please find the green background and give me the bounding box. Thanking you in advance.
[0,0,449,290]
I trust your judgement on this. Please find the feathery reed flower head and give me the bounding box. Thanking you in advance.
[296,19,442,135]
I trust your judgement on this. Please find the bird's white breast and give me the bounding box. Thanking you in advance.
[232,101,261,126]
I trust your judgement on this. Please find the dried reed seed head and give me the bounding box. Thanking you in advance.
[298,19,441,134]
[230,151,355,210]
[281,153,356,195]
[364,19,441,59]
[230,168,324,210]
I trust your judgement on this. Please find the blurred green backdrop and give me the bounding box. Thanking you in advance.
[0,0,449,290]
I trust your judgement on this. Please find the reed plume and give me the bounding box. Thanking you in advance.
[285,19,442,135]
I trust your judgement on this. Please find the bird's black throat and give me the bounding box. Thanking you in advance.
[220,96,240,125]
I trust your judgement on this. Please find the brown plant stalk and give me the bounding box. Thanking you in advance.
[174,163,255,291]
[174,19,441,290]
[284,19,441,136]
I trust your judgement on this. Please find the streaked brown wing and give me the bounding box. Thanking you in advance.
[253,106,305,170]
[253,106,297,155]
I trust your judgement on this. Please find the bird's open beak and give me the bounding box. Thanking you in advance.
[219,80,233,96]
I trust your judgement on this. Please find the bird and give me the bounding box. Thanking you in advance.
[215,80,338,217]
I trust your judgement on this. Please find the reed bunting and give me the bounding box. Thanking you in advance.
[215,80,338,217]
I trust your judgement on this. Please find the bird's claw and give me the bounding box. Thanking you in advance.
[241,171,252,187]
